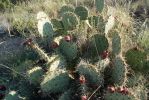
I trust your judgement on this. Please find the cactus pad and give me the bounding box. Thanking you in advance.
[75,6,88,20]
[59,39,78,62]
[27,66,44,85]
[59,5,75,17]
[87,34,109,60]
[77,64,103,85]
[62,12,79,31]
[95,0,104,12]
[41,69,70,94]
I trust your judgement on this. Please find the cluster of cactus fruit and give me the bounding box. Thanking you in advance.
[1,0,148,100]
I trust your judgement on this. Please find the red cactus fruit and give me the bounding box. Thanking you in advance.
[51,41,59,49]
[107,86,115,93]
[64,35,72,42]
[0,85,6,91]
[122,87,129,95]
[117,87,124,93]
[0,94,5,99]
[79,75,86,84]
[81,95,87,100]
[101,50,109,59]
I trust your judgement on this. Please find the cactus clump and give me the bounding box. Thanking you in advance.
[62,12,79,31]
[41,69,70,94]
[27,66,44,85]
[75,6,89,20]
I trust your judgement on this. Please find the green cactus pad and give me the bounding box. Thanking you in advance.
[104,92,134,100]
[77,64,103,85]
[59,5,75,17]
[37,11,54,37]
[41,22,54,38]
[74,6,89,20]
[88,16,105,30]
[62,12,79,31]
[111,57,127,85]
[125,48,147,72]
[95,0,104,13]
[87,34,109,60]
[51,19,64,31]
[41,69,70,94]
[59,39,78,62]
[112,33,121,55]
[27,66,44,85]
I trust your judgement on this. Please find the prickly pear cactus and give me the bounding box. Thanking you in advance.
[62,12,79,31]
[95,0,104,12]
[4,1,148,100]
[74,6,88,20]
[27,66,44,85]
[41,69,70,94]
[59,5,75,17]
